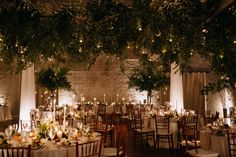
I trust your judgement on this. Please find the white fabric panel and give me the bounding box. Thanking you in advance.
[19,64,36,121]
[170,63,183,113]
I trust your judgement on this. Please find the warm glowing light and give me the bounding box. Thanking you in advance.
[59,90,75,107]
[162,49,167,53]
[97,43,101,48]
[202,29,208,33]
[155,31,161,37]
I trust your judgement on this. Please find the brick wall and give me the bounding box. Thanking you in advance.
[58,55,170,105]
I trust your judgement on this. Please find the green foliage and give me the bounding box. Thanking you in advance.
[201,79,232,95]
[37,67,71,92]
[0,0,235,93]
[128,54,169,93]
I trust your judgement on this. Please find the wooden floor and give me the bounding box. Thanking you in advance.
[125,131,185,157]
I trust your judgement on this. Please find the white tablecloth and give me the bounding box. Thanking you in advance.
[0,136,102,157]
[144,117,178,148]
[200,130,229,157]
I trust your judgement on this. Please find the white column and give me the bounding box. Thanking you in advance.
[170,63,184,113]
[19,64,36,121]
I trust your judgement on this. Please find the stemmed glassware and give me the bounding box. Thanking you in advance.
[48,129,56,141]
[77,122,83,130]
[83,125,90,136]
[5,125,13,139]
[22,122,30,132]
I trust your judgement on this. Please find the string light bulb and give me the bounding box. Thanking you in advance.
[142,49,146,54]
[202,29,208,33]
[162,49,167,53]
[137,19,142,31]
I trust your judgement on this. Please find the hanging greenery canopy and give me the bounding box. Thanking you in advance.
[0,0,235,93]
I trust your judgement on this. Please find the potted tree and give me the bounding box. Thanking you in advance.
[128,55,169,104]
[37,66,72,111]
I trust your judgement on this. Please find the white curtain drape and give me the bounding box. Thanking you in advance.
[170,63,184,112]
[19,64,36,121]
[183,72,206,115]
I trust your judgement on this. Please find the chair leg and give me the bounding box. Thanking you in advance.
[134,132,137,146]
[152,132,156,148]
[168,136,171,150]
[171,135,174,150]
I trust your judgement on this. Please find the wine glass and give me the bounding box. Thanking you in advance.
[48,130,56,141]
[77,122,83,130]
[22,122,29,131]
[12,124,18,132]
[5,125,13,139]
[68,128,77,138]
[83,125,90,136]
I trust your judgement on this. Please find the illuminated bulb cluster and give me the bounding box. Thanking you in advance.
[221,76,229,80]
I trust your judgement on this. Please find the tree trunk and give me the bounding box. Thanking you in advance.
[147,90,152,104]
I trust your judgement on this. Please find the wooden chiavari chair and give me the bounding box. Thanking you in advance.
[181,116,219,157]
[0,145,32,157]
[154,116,173,150]
[75,138,102,157]
[84,115,98,130]
[131,109,155,147]
[227,130,236,157]
[102,124,128,157]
